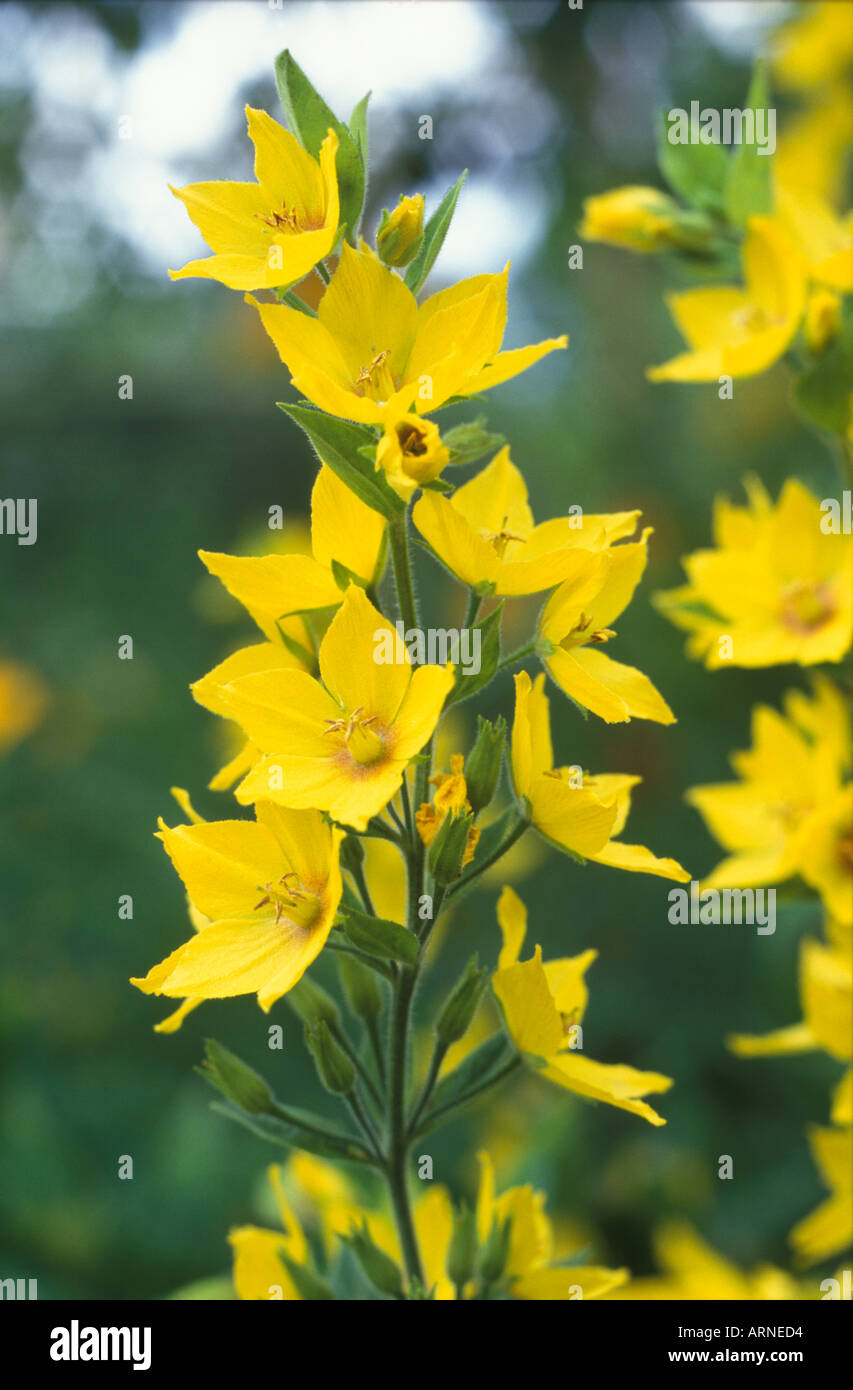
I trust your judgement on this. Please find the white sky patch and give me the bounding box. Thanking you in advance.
[686,0,790,57]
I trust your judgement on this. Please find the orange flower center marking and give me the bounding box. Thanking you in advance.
[780,580,835,634]
[254,872,320,929]
[324,706,386,766]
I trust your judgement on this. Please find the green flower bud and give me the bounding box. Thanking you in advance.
[429,809,476,886]
[447,1202,478,1292]
[279,1252,336,1301]
[304,1020,355,1095]
[342,1221,405,1298]
[376,194,424,267]
[339,833,366,875]
[464,715,506,813]
[200,1039,274,1115]
[337,951,384,1022]
[435,953,488,1047]
[479,1213,512,1286]
[287,975,341,1029]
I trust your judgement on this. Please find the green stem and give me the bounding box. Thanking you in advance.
[330,1023,383,1111]
[497,640,536,673]
[463,589,482,628]
[366,1014,387,1090]
[408,1038,448,1134]
[388,510,419,634]
[344,1090,382,1160]
[412,1054,523,1140]
[350,858,376,918]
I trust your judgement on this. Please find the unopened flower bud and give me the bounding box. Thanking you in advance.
[337,951,384,1022]
[376,194,424,267]
[429,808,476,885]
[464,715,506,813]
[435,953,488,1047]
[200,1039,274,1115]
[304,1020,355,1094]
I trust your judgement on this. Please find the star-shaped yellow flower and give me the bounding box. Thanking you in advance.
[131,802,343,1012]
[789,1125,853,1265]
[492,887,673,1125]
[512,671,689,878]
[475,1151,628,1300]
[169,107,339,291]
[248,243,567,424]
[729,937,852,1125]
[654,477,853,668]
[214,583,454,830]
[648,217,806,381]
[687,677,851,921]
[537,529,675,725]
[413,447,640,595]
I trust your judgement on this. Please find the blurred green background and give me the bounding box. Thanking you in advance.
[0,0,845,1298]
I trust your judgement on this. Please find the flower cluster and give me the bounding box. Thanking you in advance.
[132,51,689,1299]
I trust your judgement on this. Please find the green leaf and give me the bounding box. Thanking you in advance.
[429,1034,515,1113]
[330,558,366,591]
[794,320,853,433]
[211,1098,371,1163]
[279,1252,336,1300]
[404,170,467,295]
[278,403,403,519]
[339,908,420,964]
[446,601,504,706]
[443,416,506,468]
[349,90,371,168]
[274,49,366,240]
[724,63,774,227]
[656,108,728,215]
[275,621,315,668]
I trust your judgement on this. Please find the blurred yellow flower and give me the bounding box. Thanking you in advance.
[771,1,853,93]
[217,584,453,830]
[492,886,674,1125]
[537,527,675,724]
[414,447,639,596]
[248,243,566,424]
[610,1221,801,1300]
[790,1126,853,1265]
[647,218,806,382]
[475,1151,628,1299]
[0,659,48,755]
[512,672,689,878]
[229,1164,310,1300]
[686,677,852,923]
[654,478,853,668]
[580,185,682,252]
[131,804,343,1012]
[729,937,852,1125]
[170,107,339,291]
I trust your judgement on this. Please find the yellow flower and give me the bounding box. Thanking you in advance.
[771,1,853,93]
[789,1125,853,1265]
[537,530,675,725]
[729,937,852,1125]
[213,583,454,830]
[131,802,343,1012]
[192,465,386,787]
[247,242,567,425]
[512,672,688,878]
[169,107,339,291]
[375,414,449,500]
[647,217,806,381]
[776,185,853,293]
[415,753,480,867]
[654,478,853,668]
[0,660,48,755]
[686,678,851,920]
[774,86,853,209]
[579,185,681,253]
[492,886,674,1125]
[414,447,640,595]
[229,1164,310,1300]
[610,1221,801,1300]
[376,193,424,267]
[475,1151,628,1300]
[804,286,842,353]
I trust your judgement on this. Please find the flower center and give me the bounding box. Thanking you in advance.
[353,349,397,403]
[482,516,526,559]
[324,706,386,766]
[254,872,321,930]
[780,580,835,634]
[560,611,617,649]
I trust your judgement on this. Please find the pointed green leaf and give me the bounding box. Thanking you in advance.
[278,403,403,518]
[274,49,366,240]
[724,63,774,227]
[404,170,467,295]
[656,109,728,215]
[446,600,504,706]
